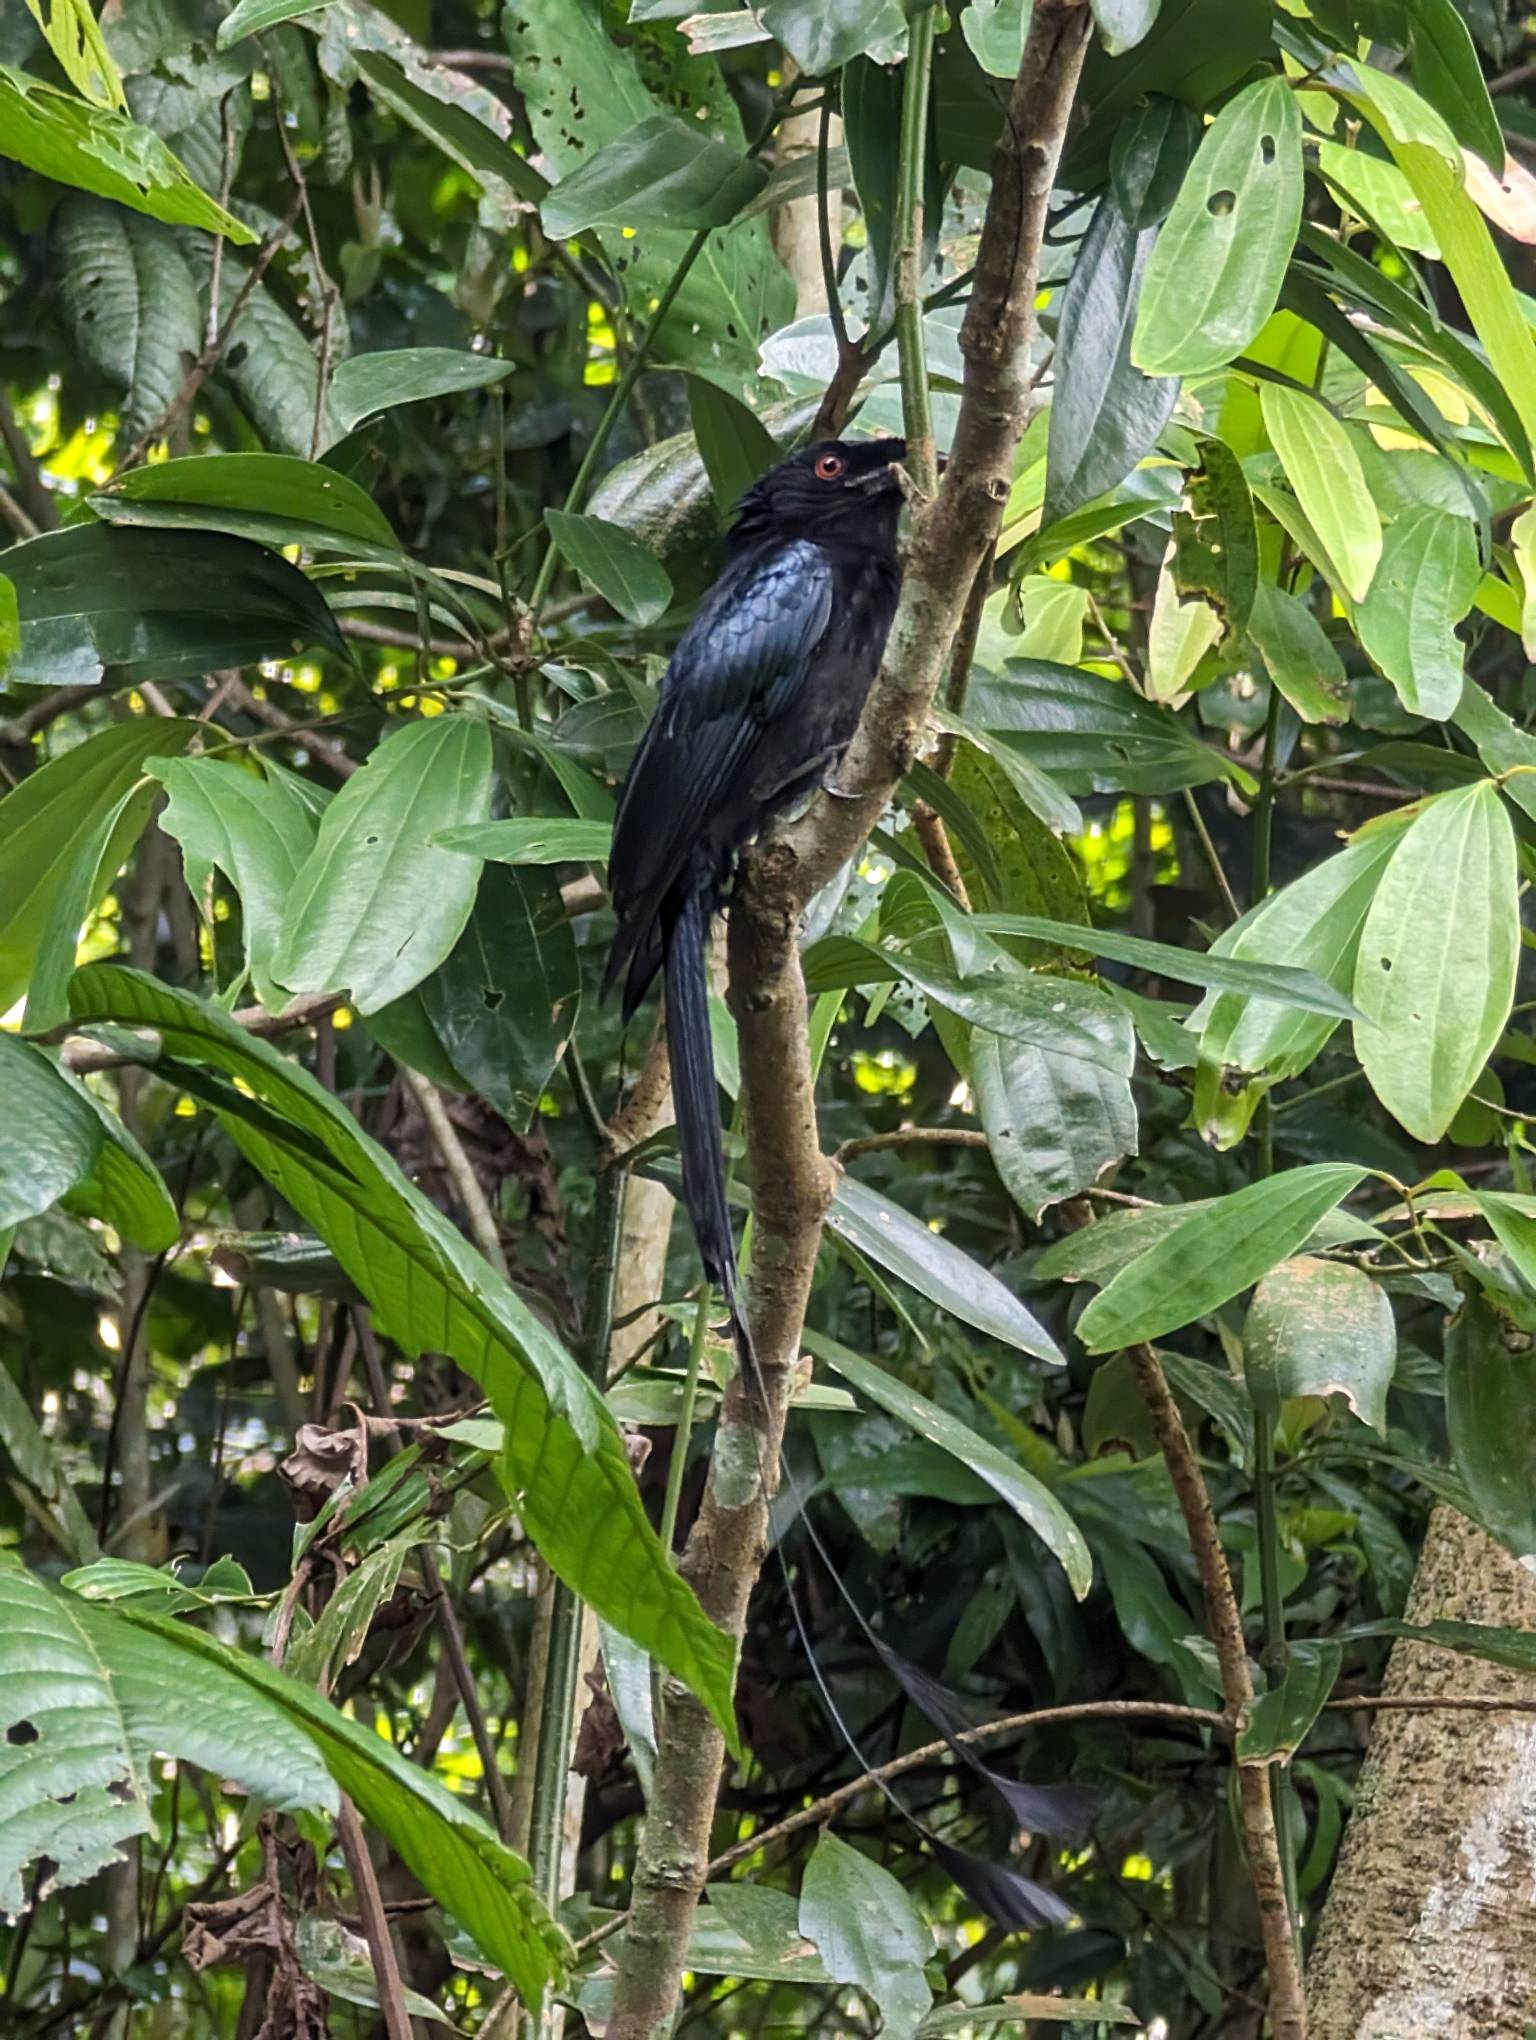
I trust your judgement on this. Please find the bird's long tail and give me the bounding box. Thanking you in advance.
[663,880,754,1368]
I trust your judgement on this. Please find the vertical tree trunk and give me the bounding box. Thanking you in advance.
[1307,1505,1536,2037]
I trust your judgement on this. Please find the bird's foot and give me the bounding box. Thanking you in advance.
[822,777,862,801]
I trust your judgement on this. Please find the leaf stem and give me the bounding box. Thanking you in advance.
[659,1284,713,1556]
[894,1,938,494]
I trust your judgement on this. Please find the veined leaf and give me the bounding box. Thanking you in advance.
[65,968,739,1742]
[1246,581,1348,725]
[93,452,399,558]
[1353,782,1517,1142]
[1133,78,1303,377]
[274,716,493,1015]
[972,1025,1138,1226]
[1236,1640,1342,1763]
[544,511,673,628]
[0,65,252,241]
[688,375,779,516]
[1356,507,1480,721]
[1110,93,1203,229]
[1076,1165,1369,1352]
[807,1332,1091,1595]
[799,1832,932,2040]
[328,347,516,439]
[433,818,614,864]
[1243,1256,1396,1431]
[55,200,200,447]
[0,1035,106,1233]
[1260,384,1380,602]
[540,113,766,237]
[1404,0,1505,173]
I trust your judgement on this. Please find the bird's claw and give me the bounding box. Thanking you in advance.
[822,777,861,801]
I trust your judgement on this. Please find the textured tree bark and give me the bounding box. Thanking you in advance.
[1307,1505,1536,2038]
[603,9,1094,2035]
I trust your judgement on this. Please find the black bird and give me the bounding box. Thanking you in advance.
[603,435,908,1356]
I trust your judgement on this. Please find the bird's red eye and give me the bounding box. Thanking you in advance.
[815,452,845,481]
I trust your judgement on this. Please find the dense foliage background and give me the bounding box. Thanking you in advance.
[4,0,1536,2034]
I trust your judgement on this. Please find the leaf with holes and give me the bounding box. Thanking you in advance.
[274,716,493,1015]
[1246,582,1348,725]
[1134,77,1303,377]
[540,113,766,237]
[55,199,200,447]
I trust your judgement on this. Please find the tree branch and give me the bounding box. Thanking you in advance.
[602,13,1094,2034]
[1125,1343,1307,2040]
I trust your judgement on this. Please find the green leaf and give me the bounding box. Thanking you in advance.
[1390,140,1536,462]
[422,864,580,1128]
[1453,678,1536,824]
[3,525,344,690]
[1404,0,1505,173]
[1091,0,1163,58]
[540,113,766,237]
[1110,93,1203,229]
[1246,582,1348,726]
[1076,1165,1369,1353]
[1446,1288,1536,1564]
[803,939,1135,1075]
[1043,193,1179,528]
[688,375,779,517]
[972,1023,1137,1225]
[966,660,1253,797]
[0,1035,105,1233]
[1343,1616,1536,1675]
[759,0,908,73]
[119,1601,564,2000]
[1243,1257,1396,1431]
[1236,1640,1342,1762]
[56,1065,179,1253]
[961,0,1029,75]
[920,2003,1141,2033]
[151,755,320,1013]
[275,716,494,1016]
[1260,384,1381,602]
[543,511,673,628]
[93,452,399,557]
[1355,507,1480,721]
[25,0,126,110]
[1036,1195,1381,1288]
[0,1365,100,1564]
[328,347,515,439]
[0,65,253,241]
[219,0,336,41]
[1197,822,1409,1081]
[346,48,545,220]
[55,199,201,448]
[1313,140,1439,256]
[827,1175,1065,1365]
[284,1531,419,1692]
[799,1831,933,2040]
[808,1332,1092,1595]
[1133,77,1303,377]
[929,711,1083,836]
[66,967,739,1743]
[0,715,199,1017]
[1353,782,1518,1143]
[433,818,613,865]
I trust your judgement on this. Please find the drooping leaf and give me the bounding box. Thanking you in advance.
[92,452,399,558]
[1445,1287,1536,1564]
[543,511,673,628]
[799,1831,933,2040]
[1353,782,1517,1143]
[688,375,779,517]
[759,0,908,74]
[344,48,544,222]
[274,716,493,1016]
[1076,1165,1369,1352]
[218,0,336,42]
[1133,77,1303,377]
[1355,507,1480,721]
[1344,1616,1536,1675]
[1246,581,1349,725]
[827,1175,1064,1364]
[55,199,201,448]
[972,1023,1137,1226]
[1260,384,1381,602]
[151,755,320,1012]
[66,968,739,1742]
[540,113,766,237]
[1043,193,1178,528]
[0,1034,105,1234]
[1404,0,1505,173]
[808,1332,1091,1594]
[422,864,580,1128]
[4,525,343,691]
[0,716,199,1017]
[0,64,253,241]
[1109,93,1203,228]
[1243,1256,1396,1431]
[1091,0,1162,56]
[327,347,516,440]
[1236,1640,1342,1762]
[961,0,1029,75]
[25,0,126,110]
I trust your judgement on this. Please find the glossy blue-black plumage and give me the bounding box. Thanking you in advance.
[604,436,907,1337]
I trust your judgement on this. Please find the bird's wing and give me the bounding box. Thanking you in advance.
[610,538,835,917]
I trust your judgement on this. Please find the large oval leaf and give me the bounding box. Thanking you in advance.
[1356,506,1480,720]
[1259,384,1380,601]
[971,1024,1137,1224]
[1076,1164,1368,1352]
[93,452,399,558]
[1243,1256,1396,1431]
[275,716,493,1015]
[1133,77,1303,377]
[540,113,766,237]
[4,525,343,690]
[1352,781,1518,1142]
[65,966,740,1745]
[55,199,201,447]
[543,510,674,627]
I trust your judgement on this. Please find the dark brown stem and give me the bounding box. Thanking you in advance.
[835,1127,988,1164]
[335,1799,413,2040]
[602,12,1094,2035]
[1125,1344,1307,2040]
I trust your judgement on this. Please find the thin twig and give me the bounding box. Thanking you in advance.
[0,475,38,540]
[1125,1343,1306,2040]
[403,1070,509,1279]
[835,1127,988,1164]
[336,1799,413,2040]
[215,671,360,779]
